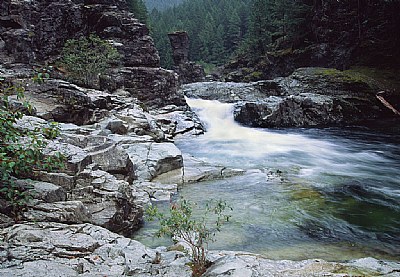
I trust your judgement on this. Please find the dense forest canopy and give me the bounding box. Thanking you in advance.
[149,0,252,68]
[128,0,149,23]
[147,0,400,71]
[144,0,186,11]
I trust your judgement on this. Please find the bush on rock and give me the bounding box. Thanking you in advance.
[0,79,65,220]
[61,34,120,87]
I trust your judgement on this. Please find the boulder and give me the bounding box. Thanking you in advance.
[134,181,178,202]
[74,168,143,235]
[17,180,67,203]
[22,79,112,125]
[44,141,92,175]
[86,142,133,176]
[233,67,393,127]
[182,154,245,183]
[100,67,184,109]
[124,142,183,181]
[37,172,76,191]
[152,106,205,138]
[23,201,91,224]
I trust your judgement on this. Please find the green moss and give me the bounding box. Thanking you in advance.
[313,66,400,94]
[315,68,369,83]
[333,265,381,276]
[246,71,263,80]
[348,66,400,92]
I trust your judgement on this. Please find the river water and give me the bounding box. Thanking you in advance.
[138,98,400,261]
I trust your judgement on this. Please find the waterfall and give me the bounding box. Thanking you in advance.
[186,98,336,158]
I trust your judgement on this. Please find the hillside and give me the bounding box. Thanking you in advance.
[145,0,185,11]
[149,0,400,81]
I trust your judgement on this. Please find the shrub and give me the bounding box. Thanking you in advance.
[61,34,120,87]
[146,199,232,277]
[0,79,65,219]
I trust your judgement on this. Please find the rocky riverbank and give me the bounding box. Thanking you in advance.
[1,0,400,276]
[182,67,399,128]
[2,221,400,277]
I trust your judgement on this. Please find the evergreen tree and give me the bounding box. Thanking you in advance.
[129,0,149,24]
[248,0,274,56]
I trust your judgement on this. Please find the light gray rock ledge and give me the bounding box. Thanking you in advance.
[1,222,399,277]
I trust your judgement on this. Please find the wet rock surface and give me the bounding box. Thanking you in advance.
[182,67,398,127]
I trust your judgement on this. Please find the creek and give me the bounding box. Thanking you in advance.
[136,98,400,261]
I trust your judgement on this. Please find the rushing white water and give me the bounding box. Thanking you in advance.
[137,98,400,261]
[183,98,399,187]
[186,98,336,156]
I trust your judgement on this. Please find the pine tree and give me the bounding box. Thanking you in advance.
[129,0,149,24]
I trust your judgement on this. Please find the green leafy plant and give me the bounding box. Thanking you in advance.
[32,66,53,84]
[61,34,120,87]
[146,199,232,277]
[0,80,65,219]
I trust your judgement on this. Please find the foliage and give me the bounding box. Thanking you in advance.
[144,0,185,11]
[128,0,149,24]
[61,34,120,87]
[32,66,53,84]
[146,199,232,277]
[149,0,251,68]
[149,0,314,68]
[0,80,65,219]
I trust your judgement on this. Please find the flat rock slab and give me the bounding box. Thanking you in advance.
[1,223,399,277]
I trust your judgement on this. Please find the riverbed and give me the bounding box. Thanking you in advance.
[136,98,400,261]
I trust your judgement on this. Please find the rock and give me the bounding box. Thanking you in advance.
[0,213,13,228]
[153,108,205,138]
[181,81,267,102]
[23,201,91,224]
[1,222,399,277]
[184,68,396,128]
[168,31,190,65]
[0,222,192,277]
[182,154,245,183]
[38,172,76,191]
[168,31,205,84]
[74,168,143,235]
[86,142,133,176]
[16,180,67,203]
[134,181,178,202]
[347,257,400,275]
[125,142,183,181]
[14,115,48,131]
[21,79,112,125]
[44,141,92,175]
[105,118,128,134]
[0,0,157,67]
[100,67,184,109]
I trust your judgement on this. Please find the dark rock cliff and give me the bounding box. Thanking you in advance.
[0,0,183,109]
[168,31,205,85]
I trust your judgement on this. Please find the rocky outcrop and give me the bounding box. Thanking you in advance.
[99,66,184,108]
[183,67,398,128]
[168,31,205,84]
[1,62,203,235]
[1,222,399,277]
[0,0,185,109]
[0,0,155,66]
